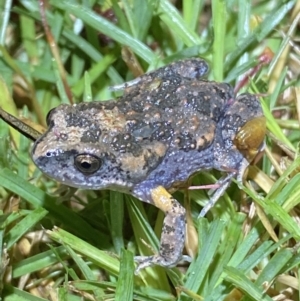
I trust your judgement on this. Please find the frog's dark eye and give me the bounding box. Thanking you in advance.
[46,108,56,126]
[74,154,102,175]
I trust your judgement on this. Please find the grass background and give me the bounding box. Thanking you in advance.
[0,0,299,300]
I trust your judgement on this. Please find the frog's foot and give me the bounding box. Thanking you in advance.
[134,254,192,274]
[198,172,235,217]
[134,186,187,273]
[199,157,253,217]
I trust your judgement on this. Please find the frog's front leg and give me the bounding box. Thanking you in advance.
[134,186,186,273]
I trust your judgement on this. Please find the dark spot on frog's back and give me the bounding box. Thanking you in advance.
[177,132,197,152]
[150,122,174,141]
[222,114,243,130]
[237,93,261,111]
[215,82,234,100]
[65,112,89,128]
[186,91,211,115]
[154,90,181,109]
[111,133,142,157]
[81,128,102,143]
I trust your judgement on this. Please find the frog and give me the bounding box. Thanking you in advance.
[31,58,266,273]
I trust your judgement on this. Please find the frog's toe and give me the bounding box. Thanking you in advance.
[134,254,180,274]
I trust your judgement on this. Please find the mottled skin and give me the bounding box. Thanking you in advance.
[31,58,266,272]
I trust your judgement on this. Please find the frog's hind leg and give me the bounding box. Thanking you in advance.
[134,186,188,273]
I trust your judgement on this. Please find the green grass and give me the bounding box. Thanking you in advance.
[0,0,299,300]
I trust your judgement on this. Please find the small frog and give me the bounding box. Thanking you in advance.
[31,58,266,272]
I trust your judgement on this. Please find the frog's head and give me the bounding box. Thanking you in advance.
[32,103,167,191]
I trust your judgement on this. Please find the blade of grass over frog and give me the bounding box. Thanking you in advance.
[211,0,226,81]
[225,1,295,69]
[255,248,294,287]
[48,227,120,276]
[3,285,49,301]
[181,219,225,298]
[4,207,48,250]
[0,108,41,141]
[12,246,68,278]
[0,168,109,246]
[224,266,273,301]
[50,1,156,64]
[115,249,134,301]
[242,184,300,240]
[158,0,202,47]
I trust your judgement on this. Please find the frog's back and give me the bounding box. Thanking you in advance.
[32,58,234,191]
[107,68,234,188]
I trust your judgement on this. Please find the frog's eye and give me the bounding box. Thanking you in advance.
[46,108,56,126]
[74,154,102,175]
